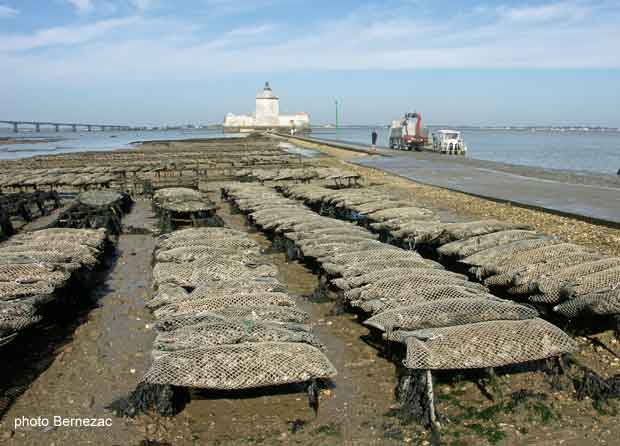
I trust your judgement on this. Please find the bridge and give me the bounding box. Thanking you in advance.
[0,120,132,133]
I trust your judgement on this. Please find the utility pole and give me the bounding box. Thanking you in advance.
[334,99,339,132]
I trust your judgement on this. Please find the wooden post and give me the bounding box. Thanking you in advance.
[426,369,440,429]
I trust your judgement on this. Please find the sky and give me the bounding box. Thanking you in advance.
[0,0,619,127]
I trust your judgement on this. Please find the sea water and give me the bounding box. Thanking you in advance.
[0,128,241,160]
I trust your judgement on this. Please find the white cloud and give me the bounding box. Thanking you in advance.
[202,0,279,17]
[66,0,94,14]
[131,0,156,12]
[0,4,18,18]
[0,17,141,51]
[497,2,591,23]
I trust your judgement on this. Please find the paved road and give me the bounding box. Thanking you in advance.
[290,135,620,226]
[354,155,620,226]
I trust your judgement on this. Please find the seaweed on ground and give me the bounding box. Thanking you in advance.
[395,369,432,426]
[106,382,189,417]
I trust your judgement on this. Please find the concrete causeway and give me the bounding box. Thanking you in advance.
[290,135,620,227]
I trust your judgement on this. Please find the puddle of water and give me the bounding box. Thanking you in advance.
[278,142,322,158]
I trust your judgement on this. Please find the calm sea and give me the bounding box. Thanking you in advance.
[0,128,241,160]
[2,126,619,175]
[312,127,620,175]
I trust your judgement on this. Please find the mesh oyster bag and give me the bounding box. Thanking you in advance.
[350,201,410,215]
[289,220,362,235]
[143,342,337,390]
[553,288,620,318]
[297,234,378,249]
[154,306,310,332]
[0,294,54,332]
[392,318,576,370]
[77,190,124,208]
[437,230,540,259]
[155,246,260,264]
[250,206,305,221]
[14,228,108,250]
[480,243,591,277]
[213,305,310,324]
[156,227,246,243]
[152,260,278,288]
[155,236,258,253]
[333,267,463,291]
[1,242,100,268]
[287,226,374,241]
[344,275,487,302]
[460,238,560,267]
[319,248,406,267]
[0,251,80,272]
[188,278,286,298]
[436,220,534,246]
[483,252,602,289]
[146,284,189,310]
[153,293,297,319]
[154,312,232,332]
[559,266,620,299]
[370,217,442,233]
[153,321,324,352]
[153,188,203,203]
[302,240,390,259]
[0,264,69,301]
[276,216,338,233]
[364,298,538,333]
[389,221,447,245]
[500,253,603,296]
[358,285,498,314]
[321,248,424,267]
[366,206,436,222]
[333,258,444,279]
[531,258,620,303]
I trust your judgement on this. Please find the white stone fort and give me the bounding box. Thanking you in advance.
[223,82,310,132]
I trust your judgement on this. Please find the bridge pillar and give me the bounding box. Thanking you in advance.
[87,125,92,132]
[72,125,77,132]
[55,125,60,132]
[13,123,18,133]
[35,123,40,132]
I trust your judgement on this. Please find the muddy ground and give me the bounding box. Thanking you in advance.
[1,139,620,445]
[0,138,62,146]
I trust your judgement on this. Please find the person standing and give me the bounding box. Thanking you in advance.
[371,129,378,146]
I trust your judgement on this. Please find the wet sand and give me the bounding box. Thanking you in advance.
[0,138,63,147]
[0,204,161,445]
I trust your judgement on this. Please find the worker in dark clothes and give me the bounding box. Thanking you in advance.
[371,129,379,154]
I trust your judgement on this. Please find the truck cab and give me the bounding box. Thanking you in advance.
[389,112,428,150]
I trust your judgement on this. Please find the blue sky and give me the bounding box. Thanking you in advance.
[0,0,619,126]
